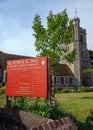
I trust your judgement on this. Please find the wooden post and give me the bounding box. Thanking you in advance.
[5,96,11,109]
[47,58,51,110]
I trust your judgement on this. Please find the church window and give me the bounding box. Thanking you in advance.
[70,77,73,84]
[60,77,64,84]
[55,76,64,85]
[80,35,83,43]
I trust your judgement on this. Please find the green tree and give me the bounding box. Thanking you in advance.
[32,10,76,110]
[32,9,76,75]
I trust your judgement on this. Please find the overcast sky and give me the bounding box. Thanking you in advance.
[0,0,93,57]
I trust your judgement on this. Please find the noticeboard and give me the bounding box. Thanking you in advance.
[6,57,48,98]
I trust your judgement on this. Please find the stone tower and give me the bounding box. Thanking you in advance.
[62,17,91,87]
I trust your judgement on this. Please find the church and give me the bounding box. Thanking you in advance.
[55,17,93,88]
[0,17,93,88]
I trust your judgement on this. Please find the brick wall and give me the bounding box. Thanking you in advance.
[0,108,77,130]
[29,117,77,130]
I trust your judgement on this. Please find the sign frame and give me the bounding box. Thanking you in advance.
[6,57,50,98]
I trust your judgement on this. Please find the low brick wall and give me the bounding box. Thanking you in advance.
[0,108,77,130]
[29,117,77,130]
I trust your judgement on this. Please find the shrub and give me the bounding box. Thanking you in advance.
[55,88,62,94]
[61,87,75,93]
[0,87,5,94]
[86,110,93,130]
[77,86,86,92]
[12,97,51,118]
[85,86,93,92]
[68,88,75,93]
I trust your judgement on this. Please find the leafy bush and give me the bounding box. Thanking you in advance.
[12,97,51,118]
[11,97,77,120]
[62,89,69,93]
[85,86,93,92]
[55,88,62,94]
[55,86,93,93]
[55,87,75,93]
[0,87,5,94]
[77,86,86,92]
[68,88,75,93]
[61,87,75,93]
[77,86,93,93]
[83,68,93,74]
[86,110,93,130]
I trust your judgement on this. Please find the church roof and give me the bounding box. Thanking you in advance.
[56,64,73,76]
[0,52,31,68]
[0,52,73,76]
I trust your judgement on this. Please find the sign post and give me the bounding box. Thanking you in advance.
[6,57,48,98]
[46,58,50,110]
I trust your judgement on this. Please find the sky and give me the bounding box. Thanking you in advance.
[0,0,93,57]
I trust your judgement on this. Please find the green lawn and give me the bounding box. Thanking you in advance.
[56,92,93,122]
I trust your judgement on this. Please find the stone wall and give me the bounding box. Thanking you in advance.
[82,73,93,86]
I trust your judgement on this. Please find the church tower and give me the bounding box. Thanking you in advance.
[62,17,91,87]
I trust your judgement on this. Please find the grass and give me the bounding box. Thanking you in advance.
[55,92,93,122]
[0,94,5,107]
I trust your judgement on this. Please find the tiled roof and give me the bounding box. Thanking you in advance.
[56,64,73,76]
[0,52,31,68]
[0,52,73,76]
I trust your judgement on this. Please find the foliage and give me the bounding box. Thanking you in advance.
[64,48,76,64]
[50,102,77,123]
[55,86,93,93]
[77,86,93,93]
[0,87,5,94]
[63,86,93,93]
[88,49,93,60]
[54,88,63,93]
[0,94,5,107]
[62,88,75,93]
[68,88,75,93]
[77,86,86,93]
[0,51,3,54]
[11,97,51,118]
[32,9,75,74]
[86,110,93,130]
[84,86,93,92]
[11,96,76,121]
[83,68,93,74]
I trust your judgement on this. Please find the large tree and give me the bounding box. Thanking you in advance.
[32,10,76,75]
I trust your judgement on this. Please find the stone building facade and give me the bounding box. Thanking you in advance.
[60,17,92,87]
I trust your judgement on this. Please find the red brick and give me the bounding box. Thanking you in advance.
[44,124,50,130]
[32,127,38,130]
[68,125,73,130]
[38,126,43,130]
[62,118,69,124]
[49,122,56,129]
[67,117,72,123]
[58,119,64,126]
[54,120,60,128]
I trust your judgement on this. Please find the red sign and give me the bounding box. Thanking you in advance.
[6,57,48,98]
